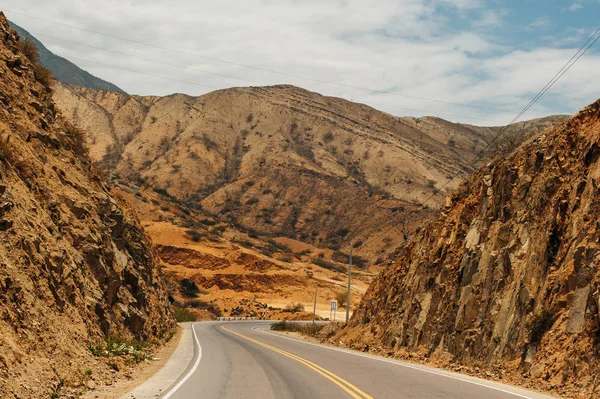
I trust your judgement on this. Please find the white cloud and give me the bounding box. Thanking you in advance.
[566,3,584,11]
[472,9,509,29]
[529,16,552,29]
[4,0,599,127]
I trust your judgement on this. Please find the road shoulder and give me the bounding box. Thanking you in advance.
[118,323,196,399]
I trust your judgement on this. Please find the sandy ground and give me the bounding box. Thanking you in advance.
[82,326,183,399]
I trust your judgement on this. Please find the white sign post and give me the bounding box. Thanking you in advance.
[330,299,338,321]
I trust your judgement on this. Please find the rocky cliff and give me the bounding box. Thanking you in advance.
[0,13,174,398]
[341,99,600,397]
[53,82,565,262]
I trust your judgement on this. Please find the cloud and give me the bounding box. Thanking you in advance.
[566,3,583,11]
[4,0,599,127]
[529,16,552,29]
[471,9,509,29]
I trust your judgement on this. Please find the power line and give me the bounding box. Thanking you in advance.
[66,55,220,90]
[371,24,600,246]
[30,30,254,85]
[62,52,507,124]
[6,8,515,113]
[421,25,600,206]
[32,31,506,124]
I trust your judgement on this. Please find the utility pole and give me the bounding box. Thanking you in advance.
[345,243,352,324]
[312,286,318,324]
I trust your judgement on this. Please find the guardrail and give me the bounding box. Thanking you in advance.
[217,317,258,321]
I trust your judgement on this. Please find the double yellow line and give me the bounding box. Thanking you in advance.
[221,326,373,399]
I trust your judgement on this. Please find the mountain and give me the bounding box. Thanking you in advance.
[0,13,173,398]
[8,20,126,94]
[340,99,600,398]
[53,83,566,263]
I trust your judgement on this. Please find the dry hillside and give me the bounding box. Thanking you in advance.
[0,13,174,398]
[53,83,566,262]
[340,99,600,398]
[115,183,373,321]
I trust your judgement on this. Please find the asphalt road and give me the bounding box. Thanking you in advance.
[160,321,555,399]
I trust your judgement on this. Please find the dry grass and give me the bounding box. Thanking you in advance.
[34,65,54,88]
[19,38,39,63]
[65,122,89,157]
[18,38,55,88]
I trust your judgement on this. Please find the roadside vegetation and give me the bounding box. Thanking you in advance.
[270,320,324,336]
[88,336,157,369]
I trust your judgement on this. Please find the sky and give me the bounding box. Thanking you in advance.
[3,0,600,126]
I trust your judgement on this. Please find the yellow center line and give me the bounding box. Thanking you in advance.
[221,325,374,399]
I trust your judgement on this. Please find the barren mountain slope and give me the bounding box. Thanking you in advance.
[115,184,373,321]
[340,100,600,398]
[0,14,173,398]
[54,83,565,261]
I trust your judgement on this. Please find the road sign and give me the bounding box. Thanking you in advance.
[330,299,338,321]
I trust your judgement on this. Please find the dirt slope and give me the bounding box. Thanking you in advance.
[0,13,174,398]
[116,184,372,321]
[53,83,565,261]
[340,99,600,398]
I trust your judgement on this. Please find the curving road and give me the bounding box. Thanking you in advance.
[159,322,555,399]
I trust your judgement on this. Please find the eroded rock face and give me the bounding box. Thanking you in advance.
[343,100,600,397]
[0,13,174,397]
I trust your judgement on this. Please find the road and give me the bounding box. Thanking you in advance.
[159,321,555,399]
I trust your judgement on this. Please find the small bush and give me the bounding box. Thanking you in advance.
[312,257,345,273]
[201,134,217,150]
[65,123,88,157]
[323,132,334,143]
[179,278,200,297]
[19,38,40,63]
[283,303,305,313]
[173,307,198,322]
[336,291,348,308]
[337,228,350,237]
[186,229,202,242]
[270,321,325,336]
[153,187,169,197]
[34,65,54,88]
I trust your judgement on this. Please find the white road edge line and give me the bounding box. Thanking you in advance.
[257,326,539,399]
[161,323,202,399]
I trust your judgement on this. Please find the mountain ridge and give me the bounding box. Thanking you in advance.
[8,20,126,94]
[54,82,567,262]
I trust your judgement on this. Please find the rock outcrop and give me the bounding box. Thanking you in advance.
[342,99,600,397]
[0,13,174,398]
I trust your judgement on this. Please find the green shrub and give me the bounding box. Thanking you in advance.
[270,321,324,336]
[323,132,334,143]
[153,187,169,197]
[179,278,200,297]
[336,291,348,308]
[173,307,198,322]
[312,257,345,273]
[186,229,202,242]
